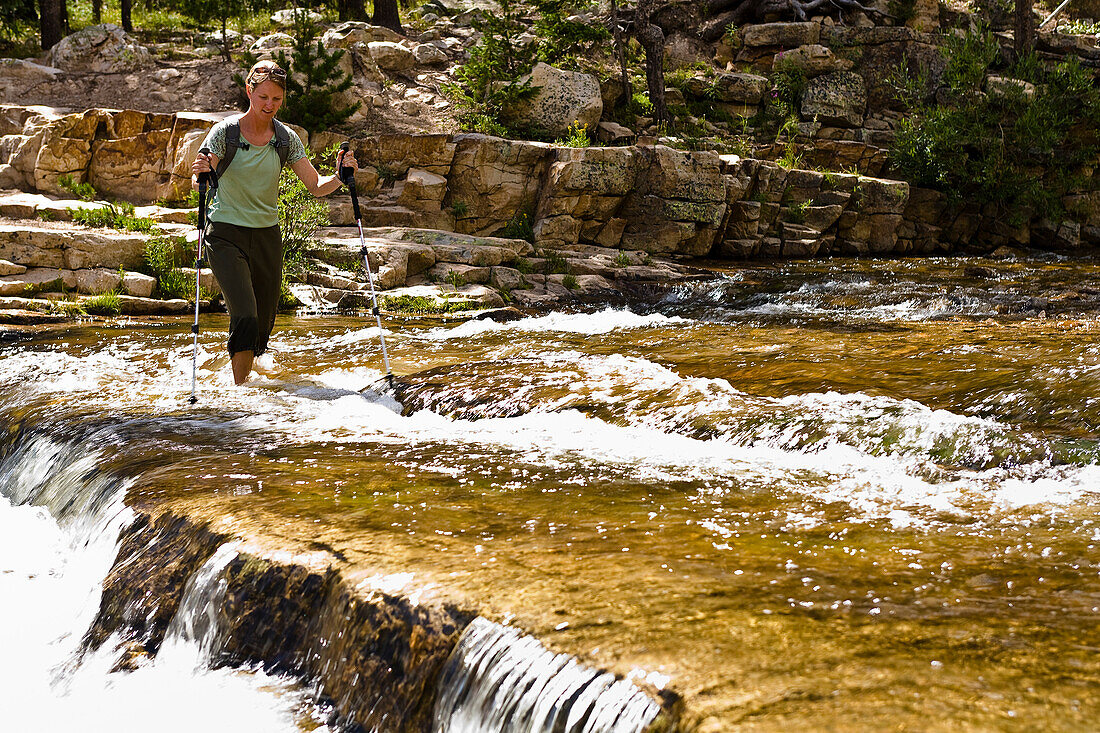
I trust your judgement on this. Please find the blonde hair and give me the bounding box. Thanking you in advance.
[246,61,287,90]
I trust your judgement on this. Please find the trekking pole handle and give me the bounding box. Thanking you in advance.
[339,142,361,222]
[197,146,217,188]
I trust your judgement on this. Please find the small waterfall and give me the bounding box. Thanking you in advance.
[161,543,241,667]
[434,618,661,733]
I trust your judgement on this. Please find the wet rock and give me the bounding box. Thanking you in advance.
[47,25,153,73]
[511,63,602,139]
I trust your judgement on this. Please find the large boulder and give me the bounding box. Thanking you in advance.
[322,22,404,46]
[801,71,866,127]
[47,25,153,73]
[368,41,414,71]
[511,63,602,139]
[711,72,769,104]
[250,33,294,52]
[271,8,323,26]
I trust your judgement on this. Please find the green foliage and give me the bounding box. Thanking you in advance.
[451,201,470,217]
[143,234,193,300]
[531,0,609,70]
[555,122,591,148]
[514,256,533,274]
[751,59,807,143]
[445,0,537,135]
[541,248,569,275]
[70,201,153,232]
[83,291,122,316]
[613,250,631,267]
[890,27,1100,222]
[786,199,811,223]
[381,294,486,314]
[237,11,359,131]
[499,210,535,242]
[58,174,98,202]
[562,273,578,290]
[38,211,55,222]
[279,165,329,277]
[50,299,86,318]
[941,27,999,91]
[375,164,399,186]
[445,269,466,290]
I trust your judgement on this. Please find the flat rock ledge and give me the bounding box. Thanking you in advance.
[87,506,681,732]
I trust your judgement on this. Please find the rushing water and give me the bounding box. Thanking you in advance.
[4,253,1100,731]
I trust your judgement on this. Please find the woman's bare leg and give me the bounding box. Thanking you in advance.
[231,350,254,385]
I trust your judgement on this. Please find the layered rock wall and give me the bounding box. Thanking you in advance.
[2,103,1098,260]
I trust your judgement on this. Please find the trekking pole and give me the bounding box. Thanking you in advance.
[190,147,217,404]
[339,142,394,390]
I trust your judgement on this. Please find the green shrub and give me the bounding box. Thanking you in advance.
[278,164,329,278]
[531,0,609,70]
[83,291,122,316]
[58,174,98,201]
[70,201,153,232]
[555,121,591,148]
[498,210,535,242]
[445,0,537,135]
[515,256,533,274]
[613,250,631,267]
[541,248,569,274]
[381,294,484,314]
[143,234,193,300]
[890,27,1100,222]
[562,273,578,290]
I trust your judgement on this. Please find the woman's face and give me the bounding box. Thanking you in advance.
[246,79,284,121]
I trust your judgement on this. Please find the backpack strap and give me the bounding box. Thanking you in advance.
[272,119,291,169]
[214,119,241,179]
[215,118,292,177]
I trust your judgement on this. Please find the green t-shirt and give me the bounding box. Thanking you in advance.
[200,116,307,229]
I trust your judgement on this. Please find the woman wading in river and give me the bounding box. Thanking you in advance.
[191,60,357,385]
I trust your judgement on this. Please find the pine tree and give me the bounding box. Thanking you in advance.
[237,11,360,132]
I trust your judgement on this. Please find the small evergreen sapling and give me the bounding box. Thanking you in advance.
[237,11,359,132]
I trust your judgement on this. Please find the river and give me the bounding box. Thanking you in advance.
[3,253,1100,731]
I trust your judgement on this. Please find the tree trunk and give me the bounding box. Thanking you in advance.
[610,0,633,111]
[221,9,231,62]
[1015,0,1035,57]
[121,0,132,31]
[92,0,101,24]
[348,0,368,21]
[635,0,667,125]
[39,0,64,49]
[372,0,403,34]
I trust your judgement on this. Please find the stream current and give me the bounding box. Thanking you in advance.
[3,254,1100,731]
